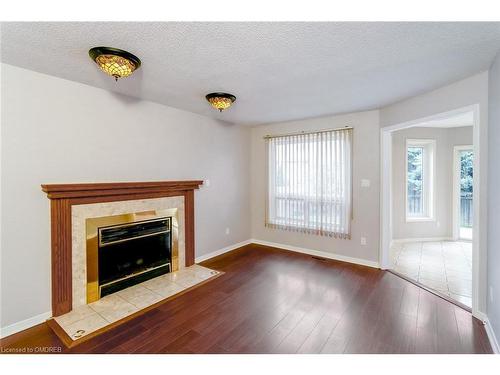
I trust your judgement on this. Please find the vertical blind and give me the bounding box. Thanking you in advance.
[265,128,353,238]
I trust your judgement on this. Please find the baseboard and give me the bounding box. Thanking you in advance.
[195,239,252,263]
[250,238,380,269]
[483,316,500,354]
[0,311,52,339]
[392,237,454,244]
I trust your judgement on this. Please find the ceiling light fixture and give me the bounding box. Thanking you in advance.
[89,47,141,81]
[205,92,236,112]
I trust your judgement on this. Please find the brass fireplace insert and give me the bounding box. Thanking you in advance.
[85,209,179,303]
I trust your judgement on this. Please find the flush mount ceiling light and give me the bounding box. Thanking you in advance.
[205,92,237,112]
[89,47,141,81]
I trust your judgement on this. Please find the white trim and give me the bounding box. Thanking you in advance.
[194,239,252,263]
[196,238,380,269]
[251,239,380,269]
[380,130,392,270]
[0,311,52,339]
[452,145,474,241]
[392,237,453,244]
[483,316,500,354]
[380,104,483,318]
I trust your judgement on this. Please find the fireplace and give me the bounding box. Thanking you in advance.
[86,209,179,303]
[39,182,227,344]
[41,180,202,316]
[98,217,172,298]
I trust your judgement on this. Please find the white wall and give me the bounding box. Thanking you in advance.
[487,52,500,345]
[391,126,472,240]
[380,71,489,314]
[250,110,380,263]
[0,64,251,329]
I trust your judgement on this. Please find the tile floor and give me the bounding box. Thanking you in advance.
[54,264,220,341]
[390,240,472,307]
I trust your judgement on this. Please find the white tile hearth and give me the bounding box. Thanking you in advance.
[53,265,220,341]
[116,285,164,309]
[88,294,138,323]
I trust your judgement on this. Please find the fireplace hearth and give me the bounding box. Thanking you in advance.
[41,180,203,316]
[39,181,226,346]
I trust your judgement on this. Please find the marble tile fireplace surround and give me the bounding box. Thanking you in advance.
[41,181,220,346]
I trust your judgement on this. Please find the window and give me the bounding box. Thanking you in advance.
[265,128,352,238]
[406,139,435,221]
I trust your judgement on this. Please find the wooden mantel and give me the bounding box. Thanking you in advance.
[41,180,203,316]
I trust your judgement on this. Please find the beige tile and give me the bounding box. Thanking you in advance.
[191,264,219,279]
[420,259,445,269]
[418,277,448,294]
[396,258,420,269]
[445,268,472,281]
[421,249,443,256]
[443,258,468,267]
[54,305,96,327]
[398,253,421,263]
[419,262,446,272]
[173,274,204,288]
[420,254,444,264]
[443,251,465,258]
[394,265,419,280]
[89,294,138,323]
[459,242,472,250]
[443,259,465,267]
[445,263,471,274]
[117,284,164,309]
[447,277,472,297]
[449,293,472,308]
[418,269,447,282]
[421,242,442,251]
[63,313,109,340]
[143,277,185,298]
[443,246,464,253]
[167,268,196,281]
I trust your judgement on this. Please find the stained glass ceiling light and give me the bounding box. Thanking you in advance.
[205,93,237,112]
[89,47,141,81]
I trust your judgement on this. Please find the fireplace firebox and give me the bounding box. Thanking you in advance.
[98,217,172,298]
[86,209,180,304]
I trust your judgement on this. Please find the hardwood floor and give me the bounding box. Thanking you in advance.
[0,244,492,354]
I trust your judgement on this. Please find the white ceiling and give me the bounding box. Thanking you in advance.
[1,22,500,125]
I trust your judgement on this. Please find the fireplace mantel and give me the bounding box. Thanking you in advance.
[41,180,203,316]
[42,180,203,199]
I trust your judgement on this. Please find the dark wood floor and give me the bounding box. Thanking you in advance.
[0,244,492,354]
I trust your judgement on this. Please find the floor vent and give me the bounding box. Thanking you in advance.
[311,256,327,262]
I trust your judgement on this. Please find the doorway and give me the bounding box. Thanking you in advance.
[380,105,481,315]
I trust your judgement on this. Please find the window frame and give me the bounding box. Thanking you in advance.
[405,138,436,222]
[265,129,353,237]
